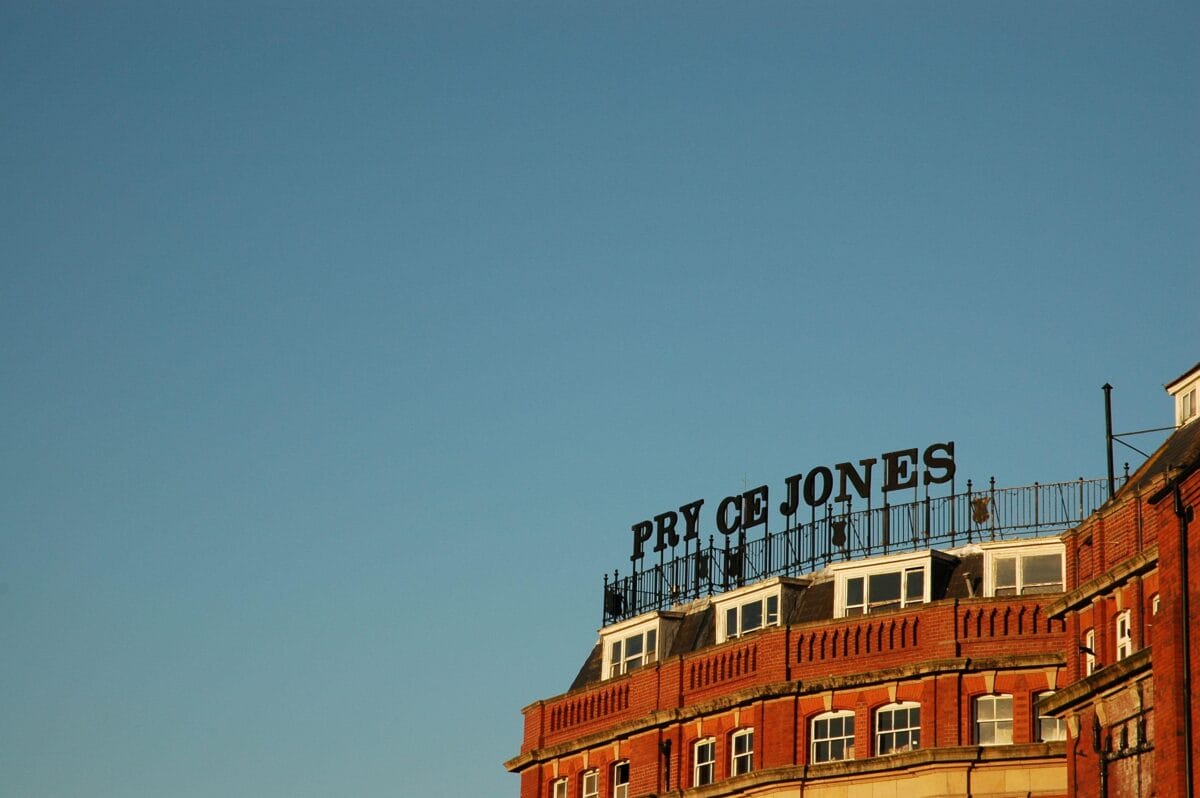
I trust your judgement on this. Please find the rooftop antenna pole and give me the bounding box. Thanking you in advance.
[1104,383,1115,500]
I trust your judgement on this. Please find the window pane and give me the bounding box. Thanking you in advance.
[995,557,1017,591]
[766,595,779,624]
[646,630,657,661]
[742,600,763,632]
[1023,554,1062,591]
[1040,717,1066,741]
[878,712,893,732]
[905,568,924,602]
[726,606,739,637]
[846,577,864,606]
[870,571,902,604]
[625,634,642,657]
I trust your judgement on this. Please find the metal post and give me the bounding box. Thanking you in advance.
[1104,383,1115,500]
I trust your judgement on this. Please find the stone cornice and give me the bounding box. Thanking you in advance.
[1037,647,1151,716]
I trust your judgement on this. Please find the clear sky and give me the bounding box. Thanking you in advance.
[2,3,1197,796]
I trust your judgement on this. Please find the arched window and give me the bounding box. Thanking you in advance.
[693,738,716,786]
[1115,610,1133,660]
[811,710,855,763]
[611,761,629,798]
[974,694,1013,745]
[730,728,753,776]
[579,770,599,798]
[875,702,920,754]
[552,778,568,798]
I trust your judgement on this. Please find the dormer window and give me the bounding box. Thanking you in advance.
[832,552,937,618]
[713,579,797,643]
[599,612,680,680]
[983,541,1064,597]
[609,628,655,677]
[725,593,779,639]
[1182,388,1198,425]
[844,567,924,615]
[1166,363,1200,427]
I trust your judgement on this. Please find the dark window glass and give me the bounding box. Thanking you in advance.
[869,571,901,608]
[905,569,924,602]
[846,578,863,605]
[995,557,1017,595]
[742,600,763,632]
[1022,554,1062,593]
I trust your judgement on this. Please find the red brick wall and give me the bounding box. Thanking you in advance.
[1055,468,1200,798]
[1149,474,1200,797]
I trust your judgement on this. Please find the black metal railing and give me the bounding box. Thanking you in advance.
[602,475,1122,625]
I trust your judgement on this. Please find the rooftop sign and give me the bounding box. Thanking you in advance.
[630,441,956,561]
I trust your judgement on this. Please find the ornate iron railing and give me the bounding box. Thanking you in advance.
[602,475,1123,625]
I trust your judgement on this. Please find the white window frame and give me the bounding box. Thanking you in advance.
[984,542,1065,597]
[1084,628,1096,675]
[581,770,599,798]
[810,710,855,763]
[714,582,783,642]
[730,728,753,776]
[974,694,1013,746]
[693,737,715,786]
[552,778,568,798]
[1168,371,1200,426]
[1115,609,1133,660]
[1036,691,1066,742]
[611,761,629,798]
[1152,594,1161,616]
[875,701,921,754]
[1181,386,1198,425]
[832,552,933,617]
[600,616,661,680]
[724,593,779,640]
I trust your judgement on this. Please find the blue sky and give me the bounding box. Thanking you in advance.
[2,3,1197,796]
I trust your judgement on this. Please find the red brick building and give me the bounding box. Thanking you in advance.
[507,367,1200,798]
[1042,362,1200,798]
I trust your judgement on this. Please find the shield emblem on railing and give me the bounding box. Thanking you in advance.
[971,497,991,525]
[725,549,743,578]
[831,519,847,549]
